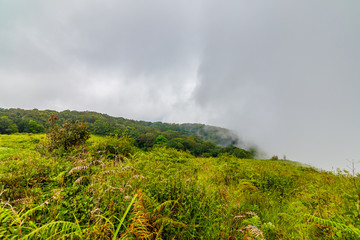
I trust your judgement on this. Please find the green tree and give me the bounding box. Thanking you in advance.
[6,123,19,134]
[155,135,168,145]
[28,120,45,133]
[0,116,18,134]
[93,119,110,135]
[167,138,185,151]
[137,132,157,149]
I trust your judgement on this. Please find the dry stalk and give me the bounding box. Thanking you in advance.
[74,176,86,185]
[244,225,265,240]
[131,175,145,179]
[68,165,88,176]
[12,197,33,206]
[68,160,106,176]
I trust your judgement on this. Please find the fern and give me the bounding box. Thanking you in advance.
[126,192,153,240]
[0,207,16,224]
[0,200,87,240]
[113,194,138,240]
[21,221,82,240]
[154,217,187,228]
[306,214,360,237]
[0,204,42,239]
[126,191,187,239]
[153,200,177,214]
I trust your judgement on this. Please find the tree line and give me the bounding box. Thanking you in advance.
[0,108,255,158]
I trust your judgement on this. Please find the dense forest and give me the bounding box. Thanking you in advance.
[0,108,254,159]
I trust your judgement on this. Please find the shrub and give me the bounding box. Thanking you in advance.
[91,134,136,159]
[45,114,90,153]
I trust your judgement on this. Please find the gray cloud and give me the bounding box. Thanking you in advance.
[195,0,360,170]
[0,0,202,119]
[1,0,359,170]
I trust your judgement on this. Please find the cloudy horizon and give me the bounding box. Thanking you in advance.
[1,0,360,171]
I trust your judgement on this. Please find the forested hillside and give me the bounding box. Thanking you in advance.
[0,108,254,158]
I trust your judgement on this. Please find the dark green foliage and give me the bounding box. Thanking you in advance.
[176,123,240,147]
[0,116,18,134]
[155,135,168,145]
[167,138,185,151]
[91,134,136,159]
[93,119,110,135]
[28,120,45,133]
[136,132,157,149]
[221,145,252,159]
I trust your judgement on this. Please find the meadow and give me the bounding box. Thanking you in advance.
[1,133,360,239]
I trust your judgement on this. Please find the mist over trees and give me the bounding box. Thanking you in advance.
[0,108,254,159]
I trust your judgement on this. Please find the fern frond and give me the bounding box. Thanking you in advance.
[22,221,81,240]
[306,214,360,236]
[154,217,187,228]
[93,214,115,233]
[0,207,16,224]
[12,204,44,226]
[153,200,177,215]
[126,191,154,239]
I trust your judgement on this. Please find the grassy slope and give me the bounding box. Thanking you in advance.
[0,134,359,239]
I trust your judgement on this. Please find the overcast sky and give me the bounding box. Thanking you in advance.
[1,0,360,171]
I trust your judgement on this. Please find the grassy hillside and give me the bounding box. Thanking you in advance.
[0,132,359,239]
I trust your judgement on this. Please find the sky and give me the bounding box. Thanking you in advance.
[1,0,360,171]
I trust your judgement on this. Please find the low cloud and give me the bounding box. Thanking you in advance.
[1,0,360,170]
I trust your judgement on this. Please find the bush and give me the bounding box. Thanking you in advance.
[45,114,90,154]
[91,134,136,159]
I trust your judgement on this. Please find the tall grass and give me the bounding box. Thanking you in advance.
[1,134,360,239]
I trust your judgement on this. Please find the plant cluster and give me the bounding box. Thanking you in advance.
[44,114,90,154]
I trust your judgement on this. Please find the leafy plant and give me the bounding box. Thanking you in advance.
[44,114,90,154]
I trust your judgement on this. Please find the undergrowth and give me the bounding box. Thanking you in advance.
[0,133,360,239]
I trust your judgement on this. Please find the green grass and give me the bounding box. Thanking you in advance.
[0,134,44,159]
[0,133,360,239]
